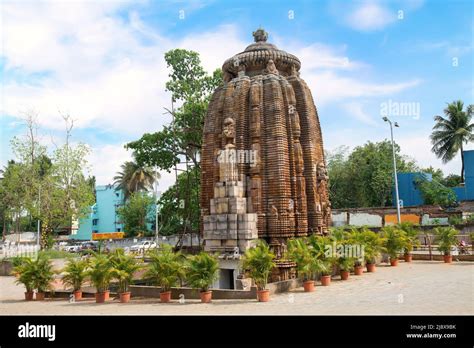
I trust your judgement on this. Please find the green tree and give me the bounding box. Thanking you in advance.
[113,161,158,201]
[116,192,154,237]
[326,141,417,208]
[431,100,474,183]
[156,167,200,236]
[126,49,221,240]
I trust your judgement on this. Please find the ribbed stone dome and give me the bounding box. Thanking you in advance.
[201,29,331,273]
[222,28,301,80]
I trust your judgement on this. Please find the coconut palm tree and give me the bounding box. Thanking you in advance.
[113,161,159,200]
[430,100,474,183]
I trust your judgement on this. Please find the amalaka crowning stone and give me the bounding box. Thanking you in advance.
[200,29,331,269]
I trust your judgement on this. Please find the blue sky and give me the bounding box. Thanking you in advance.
[1,0,473,191]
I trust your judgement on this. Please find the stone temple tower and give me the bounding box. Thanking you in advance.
[201,28,331,281]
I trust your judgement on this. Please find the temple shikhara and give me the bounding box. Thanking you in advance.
[200,28,331,283]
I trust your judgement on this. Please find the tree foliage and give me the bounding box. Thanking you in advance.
[431,100,474,182]
[326,141,417,208]
[116,192,154,237]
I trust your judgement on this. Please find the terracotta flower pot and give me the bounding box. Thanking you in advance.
[119,292,131,303]
[35,292,45,301]
[104,290,110,300]
[366,263,376,272]
[404,254,412,262]
[443,255,452,263]
[390,259,399,267]
[257,289,270,302]
[340,270,349,280]
[320,275,331,286]
[303,280,315,292]
[200,290,212,303]
[24,291,34,301]
[73,290,82,301]
[354,266,364,275]
[95,292,107,303]
[160,291,172,303]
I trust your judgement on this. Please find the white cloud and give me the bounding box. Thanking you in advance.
[341,102,377,126]
[345,1,397,31]
[304,71,420,105]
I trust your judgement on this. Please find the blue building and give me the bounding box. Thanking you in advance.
[71,184,125,240]
[394,150,474,207]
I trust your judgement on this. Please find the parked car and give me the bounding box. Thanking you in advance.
[65,244,81,253]
[130,240,157,252]
[80,241,98,254]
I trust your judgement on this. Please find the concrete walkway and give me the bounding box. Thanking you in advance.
[1,261,472,315]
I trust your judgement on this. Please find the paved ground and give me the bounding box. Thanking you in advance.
[1,261,473,315]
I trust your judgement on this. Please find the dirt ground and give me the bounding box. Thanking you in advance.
[1,260,473,315]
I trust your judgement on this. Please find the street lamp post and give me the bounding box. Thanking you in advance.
[383,116,401,224]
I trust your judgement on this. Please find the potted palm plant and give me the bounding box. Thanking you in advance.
[87,253,113,303]
[398,222,420,262]
[145,245,184,303]
[288,238,318,292]
[337,257,355,280]
[29,254,55,301]
[318,260,333,286]
[347,228,365,275]
[186,252,219,303]
[242,240,276,302]
[12,257,35,301]
[361,229,385,272]
[62,258,89,301]
[434,226,458,263]
[382,226,407,266]
[110,249,141,303]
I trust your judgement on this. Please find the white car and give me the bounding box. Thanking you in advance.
[130,241,157,252]
[65,245,81,253]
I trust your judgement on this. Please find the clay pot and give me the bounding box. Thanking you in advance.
[404,254,412,262]
[35,292,45,301]
[257,289,270,302]
[354,266,364,276]
[73,290,82,301]
[320,275,331,286]
[303,280,315,292]
[95,292,107,303]
[366,263,376,273]
[104,290,110,301]
[443,255,452,263]
[200,290,212,303]
[119,292,131,303]
[24,291,34,301]
[160,291,172,303]
[340,270,349,280]
[390,259,399,267]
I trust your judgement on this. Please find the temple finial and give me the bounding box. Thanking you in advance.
[252,27,268,42]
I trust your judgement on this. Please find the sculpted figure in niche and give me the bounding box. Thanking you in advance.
[223,117,235,143]
[316,162,328,182]
[266,59,279,75]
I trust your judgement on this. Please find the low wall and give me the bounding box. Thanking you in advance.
[406,254,474,261]
[130,278,303,299]
[130,285,257,299]
[0,260,13,276]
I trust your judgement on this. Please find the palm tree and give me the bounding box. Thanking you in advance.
[113,161,159,200]
[431,100,474,183]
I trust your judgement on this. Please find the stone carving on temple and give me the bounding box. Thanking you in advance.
[201,28,331,281]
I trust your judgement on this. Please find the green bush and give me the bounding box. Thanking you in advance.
[62,258,89,292]
[145,245,185,292]
[186,252,219,292]
[242,241,276,291]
